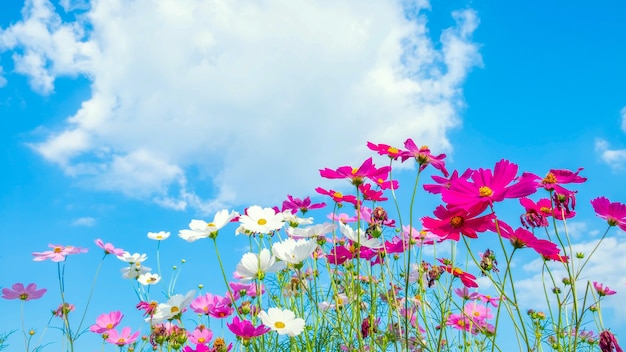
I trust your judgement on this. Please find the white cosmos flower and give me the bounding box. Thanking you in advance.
[272,238,317,265]
[258,307,305,337]
[288,223,337,238]
[339,223,382,249]
[179,210,240,242]
[138,273,161,285]
[121,262,151,279]
[238,206,285,234]
[235,248,285,281]
[147,231,170,240]
[282,210,313,226]
[117,252,148,264]
[149,290,196,324]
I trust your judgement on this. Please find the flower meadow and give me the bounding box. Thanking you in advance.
[2,137,625,352]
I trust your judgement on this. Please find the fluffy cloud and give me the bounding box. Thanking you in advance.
[595,138,626,171]
[1,0,482,213]
[70,216,95,226]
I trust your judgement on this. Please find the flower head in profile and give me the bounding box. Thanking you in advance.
[400,139,449,177]
[227,316,270,341]
[238,206,285,234]
[95,239,125,256]
[599,329,623,352]
[315,187,358,206]
[33,244,88,262]
[272,238,318,265]
[367,141,404,160]
[235,248,285,281]
[53,303,75,318]
[2,283,46,301]
[105,326,140,346]
[89,311,124,334]
[526,167,587,195]
[591,197,626,231]
[593,282,617,297]
[150,290,196,323]
[258,307,305,337]
[179,210,240,242]
[282,195,325,215]
[138,273,161,285]
[147,231,171,240]
[117,252,148,264]
[320,157,388,186]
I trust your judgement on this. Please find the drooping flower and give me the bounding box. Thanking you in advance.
[281,195,325,215]
[438,259,478,288]
[593,282,617,297]
[179,210,240,242]
[226,316,270,341]
[442,159,537,212]
[1,283,46,301]
[238,206,285,234]
[599,330,623,352]
[229,282,264,300]
[32,244,88,262]
[400,139,449,177]
[421,204,495,241]
[53,303,75,318]
[339,222,383,249]
[498,225,560,258]
[591,197,626,231]
[89,311,124,334]
[105,326,140,346]
[272,238,318,265]
[235,248,285,281]
[147,231,171,240]
[95,239,125,256]
[358,183,388,202]
[258,307,305,337]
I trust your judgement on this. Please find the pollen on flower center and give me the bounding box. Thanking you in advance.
[54,247,62,253]
[539,206,551,213]
[257,218,267,226]
[207,222,215,227]
[20,293,28,300]
[333,191,343,198]
[453,268,463,276]
[479,186,493,197]
[449,216,464,228]
[107,323,113,329]
[542,172,557,184]
[388,147,399,154]
[274,321,286,329]
[170,306,179,314]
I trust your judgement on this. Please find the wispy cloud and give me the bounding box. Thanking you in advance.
[595,138,626,171]
[70,216,96,227]
[1,0,482,213]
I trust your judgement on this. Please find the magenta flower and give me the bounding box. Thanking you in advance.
[53,303,75,318]
[599,330,623,352]
[281,195,325,215]
[594,282,617,297]
[32,244,88,262]
[525,167,587,195]
[438,259,478,288]
[591,197,626,231]
[229,282,264,300]
[183,345,211,352]
[442,160,537,212]
[226,316,270,341]
[319,157,390,186]
[1,283,46,301]
[423,168,472,195]
[498,224,560,258]
[366,141,404,160]
[400,138,449,176]
[89,311,124,334]
[105,326,140,346]
[95,239,125,256]
[315,187,358,206]
[358,183,387,202]
[422,204,495,241]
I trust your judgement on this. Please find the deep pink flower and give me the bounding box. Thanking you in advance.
[326,245,354,265]
[105,326,140,346]
[591,197,626,231]
[438,259,478,288]
[366,141,404,160]
[90,311,124,333]
[498,224,560,258]
[599,330,623,352]
[400,139,449,177]
[183,345,211,352]
[525,168,587,195]
[226,317,269,340]
[594,282,617,297]
[422,205,495,241]
[1,283,46,301]
[442,160,538,212]
[315,187,358,206]
[32,244,88,262]
[424,169,472,195]
[95,239,125,256]
[281,195,326,215]
[320,157,388,186]
[53,303,75,318]
[136,300,158,317]
[358,183,387,202]
[519,197,567,228]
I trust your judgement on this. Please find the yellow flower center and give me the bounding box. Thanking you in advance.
[257,218,267,226]
[20,293,28,300]
[351,168,358,175]
[332,191,343,198]
[542,172,557,184]
[539,206,551,213]
[198,337,206,343]
[107,323,113,329]
[274,321,286,329]
[449,216,464,228]
[388,147,399,155]
[170,306,179,314]
[207,222,215,227]
[479,186,493,197]
[453,268,463,276]
[54,247,62,253]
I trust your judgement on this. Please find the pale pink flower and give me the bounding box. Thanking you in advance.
[1,283,46,301]
[33,244,87,262]
[89,311,124,333]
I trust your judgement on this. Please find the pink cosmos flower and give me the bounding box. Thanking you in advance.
[183,345,211,352]
[442,159,537,212]
[315,187,358,206]
[497,224,560,258]
[89,311,124,334]
[53,303,75,318]
[593,282,617,297]
[226,316,270,341]
[400,139,449,177]
[229,282,264,300]
[1,283,46,301]
[326,245,355,265]
[423,169,472,195]
[524,168,587,195]
[366,141,404,160]
[599,330,623,352]
[327,212,358,223]
[422,205,495,241]
[358,183,387,202]
[454,287,480,301]
[136,300,157,317]
[438,259,478,288]
[320,157,390,186]
[464,301,493,321]
[476,293,502,307]
[188,325,213,345]
[281,195,326,215]
[105,326,140,346]
[32,244,88,262]
[591,197,626,231]
[95,239,125,256]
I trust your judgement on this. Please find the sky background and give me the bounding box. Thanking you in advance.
[1,0,626,350]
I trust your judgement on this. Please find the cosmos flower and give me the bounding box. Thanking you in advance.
[258,308,305,337]
[281,195,325,215]
[105,326,140,346]
[95,239,125,256]
[32,244,88,262]
[179,209,240,241]
[272,238,318,265]
[235,248,285,281]
[593,282,617,297]
[238,206,285,234]
[400,138,449,177]
[1,283,46,301]
[147,231,171,240]
[227,316,270,340]
[89,311,124,334]
[421,204,495,241]
[591,197,626,231]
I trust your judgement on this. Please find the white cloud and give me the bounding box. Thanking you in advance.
[0,66,6,87]
[595,138,626,171]
[1,0,482,213]
[70,216,95,226]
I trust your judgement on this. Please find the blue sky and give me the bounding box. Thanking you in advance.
[1,0,626,350]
